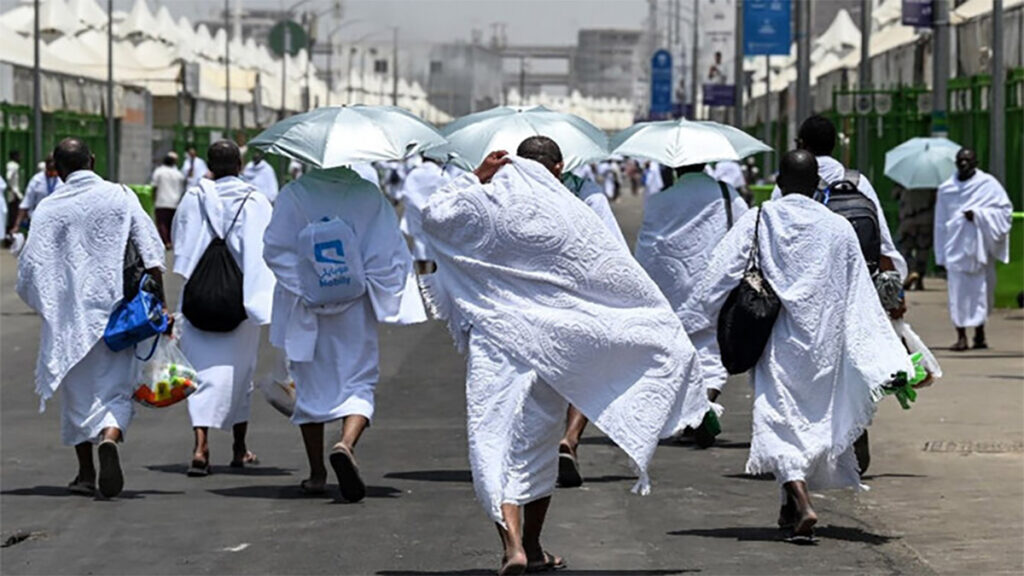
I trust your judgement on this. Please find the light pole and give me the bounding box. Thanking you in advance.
[857,0,871,172]
[106,0,114,179]
[932,0,950,137]
[279,0,314,119]
[323,19,365,106]
[734,0,743,128]
[33,0,42,169]
[991,0,1005,182]
[796,0,811,126]
[225,0,231,136]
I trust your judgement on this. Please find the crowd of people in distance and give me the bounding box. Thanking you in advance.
[9,112,1014,574]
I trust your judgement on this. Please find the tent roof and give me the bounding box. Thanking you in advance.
[955,0,1024,20]
[69,0,107,29]
[120,0,157,38]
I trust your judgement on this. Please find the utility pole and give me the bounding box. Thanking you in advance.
[225,0,231,136]
[931,0,949,136]
[857,0,871,172]
[690,0,699,119]
[391,27,398,106]
[33,0,42,168]
[280,25,290,119]
[106,0,114,179]
[734,0,743,128]
[990,0,1005,182]
[519,56,526,104]
[763,54,771,176]
[796,0,811,125]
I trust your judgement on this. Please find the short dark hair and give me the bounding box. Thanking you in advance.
[53,138,92,176]
[516,136,563,171]
[797,115,837,156]
[777,149,819,197]
[162,154,177,167]
[207,140,241,179]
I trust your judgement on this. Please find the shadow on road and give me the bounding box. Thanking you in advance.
[860,473,926,480]
[384,469,472,483]
[378,570,698,575]
[668,524,896,545]
[0,486,184,499]
[721,473,775,481]
[207,484,402,500]
[145,463,297,476]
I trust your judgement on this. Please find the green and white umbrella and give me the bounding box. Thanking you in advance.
[438,105,608,172]
[610,119,771,167]
[249,105,447,169]
[884,137,961,189]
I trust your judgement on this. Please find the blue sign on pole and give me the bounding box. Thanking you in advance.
[743,0,792,56]
[901,0,933,27]
[650,49,673,117]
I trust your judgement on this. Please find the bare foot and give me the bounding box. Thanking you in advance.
[950,340,968,352]
[299,477,327,495]
[499,549,527,576]
[793,506,818,537]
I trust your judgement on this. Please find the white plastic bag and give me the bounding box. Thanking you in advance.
[133,335,199,408]
[258,349,296,417]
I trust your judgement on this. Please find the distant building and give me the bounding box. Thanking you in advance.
[572,29,643,100]
[196,9,289,47]
[426,43,503,117]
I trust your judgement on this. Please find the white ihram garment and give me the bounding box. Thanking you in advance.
[399,162,446,260]
[562,174,627,247]
[934,169,1013,328]
[263,168,425,425]
[16,170,164,443]
[241,160,280,203]
[172,177,276,430]
[712,160,746,190]
[421,158,708,523]
[681,194,913,490]
[772,155,908,280]
[636,172,749,393]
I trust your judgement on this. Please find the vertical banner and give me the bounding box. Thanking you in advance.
[700,0,737,106]
[901,0,934,27]
[650,49,673,118]
[743,0,792,55]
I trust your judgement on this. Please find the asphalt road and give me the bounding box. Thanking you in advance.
[1,191,1018,575]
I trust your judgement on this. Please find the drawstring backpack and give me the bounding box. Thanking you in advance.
[293,187,367,311]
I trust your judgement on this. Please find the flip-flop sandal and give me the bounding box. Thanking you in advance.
[67,476,96,496]
[97,440,124,498]
[784,532,818,545]
[557,447,583,488]
[526,551,566,573]
[299,479,327,495]
[329,445,366,503]
[972,341,989,350]
[498,558,527,576]
[230,451,260,468]
[950,342,969,352]
[187,459,212,477]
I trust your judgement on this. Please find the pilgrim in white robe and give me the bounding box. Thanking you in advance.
[420,157,709,524]
[636,172,748,393]
[681,194,913,490]
[560,173,627,247]
[399,161,447,260]
[934,169,1013,328]
[263,167,426,425]
[712,160,746,191]
[771,155,908,280]
[644,161,665,196]
[172,177,276,431]
[17,170,164,444]
[241,159,280,203]
[350,163,381,187]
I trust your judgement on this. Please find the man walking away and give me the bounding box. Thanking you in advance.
[172,141,276,475]
[934,148,1013,351]
[242,150,280,203]
[5,150,23,231]
[683,150,913,540]
[151,152,185,248]
[10,155,62,235]
[180,144,209,191]
[17,138,167,498]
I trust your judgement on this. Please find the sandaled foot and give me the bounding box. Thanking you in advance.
[299,478,327,495]
[230,451,260,468]
[972,340,988,350]
[97,440,124,498]
[67,476,96,496]
[950,341,969,352]
[499,550,528,576]
[777,501,797,529]
[526,551,566,573]
[329,444,366,503]
[557,443,583,488]
[793,508,818,537]
[187,457,211,477]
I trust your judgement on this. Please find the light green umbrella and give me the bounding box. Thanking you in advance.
[610,118,771,167]
[249,105,447,169]
[884,137,961,189]
[438,106,608,172]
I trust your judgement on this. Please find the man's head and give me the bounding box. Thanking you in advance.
[777,149,819,197]
[796,115,837,157]
[207,140,242,179]
[516,136,564,178]
[955,148,978,181]
[9,150,20,162]
[186,144,197,158]
[53,138,94,180]
[714,51,722,64]
[674,163,706,177]
[44,154,57,176]
[162,152,178,167]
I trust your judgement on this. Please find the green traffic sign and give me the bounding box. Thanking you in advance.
[268,20,308,57]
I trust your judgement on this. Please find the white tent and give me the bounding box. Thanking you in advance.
[68,0,107,30]
[119,0,157,40]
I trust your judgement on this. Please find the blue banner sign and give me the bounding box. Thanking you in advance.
[902,0,933,27]
[743,0,791,56]
[650,49,673,116]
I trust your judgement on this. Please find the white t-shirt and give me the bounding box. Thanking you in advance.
[19,171,62,214]
[5,160,22,199]
[152,165,186,209]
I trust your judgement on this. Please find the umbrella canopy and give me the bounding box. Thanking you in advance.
[610,119,771,167]
[439,105,608,172]
[884,137,961,189]
[249,105,447,169]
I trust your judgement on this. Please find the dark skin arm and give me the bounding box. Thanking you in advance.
[474,151,511,184]
[145,267,174,334]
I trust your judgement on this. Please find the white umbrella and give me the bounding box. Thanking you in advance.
[249,105,447,169]
[610,119,772,167]
[439,105,608,172]
[884,137,961,189]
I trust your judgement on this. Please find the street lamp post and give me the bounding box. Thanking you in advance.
[106,0,114,180]
[991,0,1005,182]
[225,0,231,136]
[33,0,42,169]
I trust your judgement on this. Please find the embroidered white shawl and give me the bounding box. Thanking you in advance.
[16,170,164,406]
[934,169,1013,274]
[420,157,709,494]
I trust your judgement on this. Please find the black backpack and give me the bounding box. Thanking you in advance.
[181,192,252,332]
[816,169,882,275]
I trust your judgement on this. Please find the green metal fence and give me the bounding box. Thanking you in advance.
[1,104,113,182]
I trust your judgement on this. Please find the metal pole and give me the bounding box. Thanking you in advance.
[764,55,771,176]
[931,0,949,136]
[33,0,42,169]
[347,48,354,103]
[280,26,289,119]
[990,0,1005,182]
[857,0,871,172]
[105,0,114,179]
[519,56,526,103]
[796,0,811,125]
[225,0,231,136]
[734,0,743,128]
[391,27,398,106]
[690,0,699,119]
